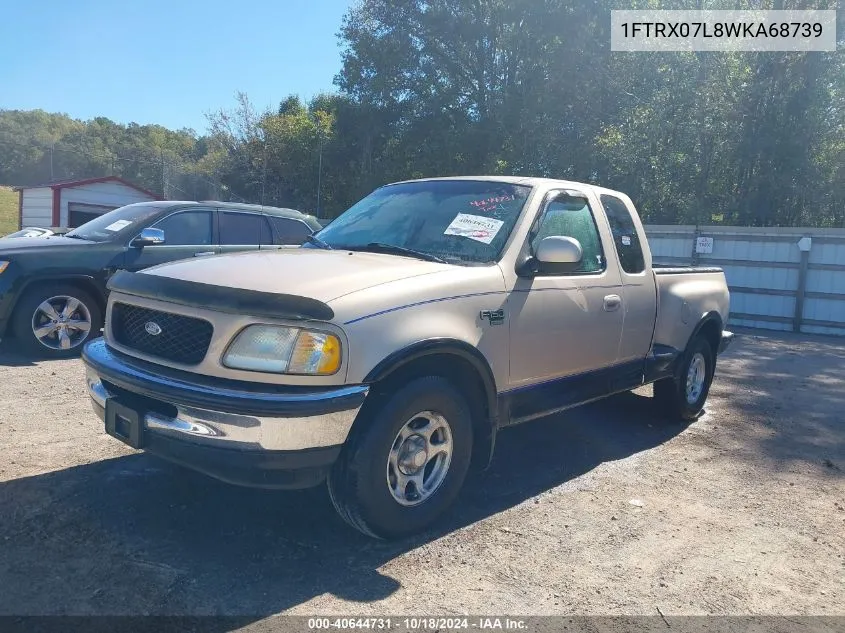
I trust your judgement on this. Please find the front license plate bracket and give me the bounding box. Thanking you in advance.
[105,398,145,449]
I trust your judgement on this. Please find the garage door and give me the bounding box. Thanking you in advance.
[68,203,118,228]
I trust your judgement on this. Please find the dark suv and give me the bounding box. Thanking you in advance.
[0,201,321,358]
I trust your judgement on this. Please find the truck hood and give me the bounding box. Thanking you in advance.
[140,248,453,304]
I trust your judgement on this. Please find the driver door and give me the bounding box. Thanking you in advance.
[124,208,218,271]
[507,192,624,392]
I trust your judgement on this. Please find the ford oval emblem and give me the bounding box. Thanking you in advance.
[144,321,162,336]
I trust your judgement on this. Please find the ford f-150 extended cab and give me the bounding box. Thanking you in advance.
[82,177,733,538]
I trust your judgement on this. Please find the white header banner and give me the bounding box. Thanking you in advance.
[611,10,837,52]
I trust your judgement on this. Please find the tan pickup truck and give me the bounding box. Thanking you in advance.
[82,177,733,538]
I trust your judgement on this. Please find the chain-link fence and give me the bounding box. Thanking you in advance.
[0,134,250,204]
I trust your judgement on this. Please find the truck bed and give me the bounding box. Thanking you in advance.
[652,266,730,353]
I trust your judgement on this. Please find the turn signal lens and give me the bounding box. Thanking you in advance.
[288,331,341,375]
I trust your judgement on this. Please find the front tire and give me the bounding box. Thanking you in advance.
[11,284,103,358]
[327,376,474,539]
[654,336,715,421]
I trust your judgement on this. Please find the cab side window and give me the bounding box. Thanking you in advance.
[531,197,605,274]
[601,194,645,274]
[153,211,213,245]
[219,212,272,245]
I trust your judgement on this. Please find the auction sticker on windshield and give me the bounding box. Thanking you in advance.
[444,213,504,244]
[104,219,133,232]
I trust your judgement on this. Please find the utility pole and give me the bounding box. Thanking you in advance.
[261,139,267,206]
[50,144,54,180]
[160,149,166,198]
[316,127,324,216]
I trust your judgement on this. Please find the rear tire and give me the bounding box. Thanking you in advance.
[327,376,473,539]
[11,283,103,358]
[654,336,715,422]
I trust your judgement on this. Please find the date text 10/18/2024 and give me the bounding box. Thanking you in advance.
[308,617,528,631]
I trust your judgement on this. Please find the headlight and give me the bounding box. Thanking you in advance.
[222,325,341,375]
[0,261,9,275]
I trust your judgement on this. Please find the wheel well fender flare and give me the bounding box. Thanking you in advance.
[363,339,500,468]
[689,311,723,354]
[364,338,498,421]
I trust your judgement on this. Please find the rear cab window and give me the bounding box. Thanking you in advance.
[600,194,645,274]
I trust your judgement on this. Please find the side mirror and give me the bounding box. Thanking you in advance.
[132,227,166,247]
[535,236,583,264]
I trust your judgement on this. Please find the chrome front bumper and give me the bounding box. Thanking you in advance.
[82,339,368,453]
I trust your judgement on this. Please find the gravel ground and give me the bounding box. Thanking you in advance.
[0,329,842,619]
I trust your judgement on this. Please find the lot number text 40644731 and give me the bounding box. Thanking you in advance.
[307,617,528,631]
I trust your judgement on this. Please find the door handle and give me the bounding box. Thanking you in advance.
[603,294,622,312]
[193,251,215,257]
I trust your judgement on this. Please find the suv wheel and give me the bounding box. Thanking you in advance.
[12,284,103,358]
[327,376,473,539]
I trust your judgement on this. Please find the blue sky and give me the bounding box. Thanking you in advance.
[0,0,353,133]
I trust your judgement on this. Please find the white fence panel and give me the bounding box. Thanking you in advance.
[644,225,845,337]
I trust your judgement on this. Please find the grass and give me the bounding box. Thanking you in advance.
[0,186,18,236]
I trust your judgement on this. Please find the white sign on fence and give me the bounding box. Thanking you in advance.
[695,236,714,254]
[797,236,812,252]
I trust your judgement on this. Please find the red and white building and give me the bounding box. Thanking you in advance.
[15,176,161,230]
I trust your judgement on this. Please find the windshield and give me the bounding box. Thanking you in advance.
[315,180,532,264]
[65,203,167,243]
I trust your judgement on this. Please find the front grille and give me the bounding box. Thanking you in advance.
[111,302,213,365]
